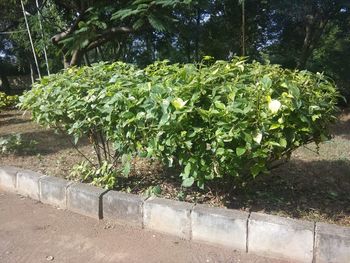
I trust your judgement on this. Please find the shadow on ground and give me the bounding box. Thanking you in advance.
[114,158,350,226]
[222,159,350,224]
[0,118,31,126]
[0,112,22,119]
[1,129,89,156]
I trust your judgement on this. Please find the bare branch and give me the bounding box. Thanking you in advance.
[85,26,133,51]
[51,13,84,45]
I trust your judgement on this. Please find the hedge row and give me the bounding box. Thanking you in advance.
[20,58,339,188]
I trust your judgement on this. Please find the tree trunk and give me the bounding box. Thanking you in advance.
[63,54,70,69]
[297,23,328,69]
[83,52,91,66]
[69,49,81,66]
[297,8,334,69]
[29,63,34,84]
[97,46,105,61]
[297,23,312,69]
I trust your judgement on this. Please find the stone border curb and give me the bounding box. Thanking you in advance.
[315,222,350,263]
[144,196,194,239]
[248,212,314,262]
[0,166,349,263]
[103,190,146,227]
[191,204,248,250]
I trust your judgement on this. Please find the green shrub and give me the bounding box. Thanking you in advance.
[20,58,339,188]
[69,161,118,189]
[0,92,19,111]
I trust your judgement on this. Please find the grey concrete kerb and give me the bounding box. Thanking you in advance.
[103,190,146,227]
[40,176,73,209]
[191,204,248,250]
[17,169,47,200]
[67,182,108,219]
[143,196,194,239]
[0,166,349,263]
[315,222,350,263]
[248,212,314,262]
[0,166,18,191]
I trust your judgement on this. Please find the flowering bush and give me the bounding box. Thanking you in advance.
[20,58,339,188]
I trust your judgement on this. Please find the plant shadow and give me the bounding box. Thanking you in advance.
[1,130,89,156]
[0,118,31,126]
[0,112,22,118]
[221,159,350,224]
[115,158,350,225]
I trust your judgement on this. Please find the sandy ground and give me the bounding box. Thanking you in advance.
[0,190,288,263]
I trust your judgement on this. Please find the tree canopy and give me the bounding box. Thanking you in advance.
[1,0,349,101]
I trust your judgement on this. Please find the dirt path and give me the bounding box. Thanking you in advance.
[0,190,288,263]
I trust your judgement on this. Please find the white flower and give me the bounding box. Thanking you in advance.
[253,132,263,144]
[268,99,281,113]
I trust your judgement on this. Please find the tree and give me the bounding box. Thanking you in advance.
[266,0,350,69]
[49,0,193,67]
[1,0,350,102]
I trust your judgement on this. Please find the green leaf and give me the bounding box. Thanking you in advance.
[269,123,280,130]
[236,147,246,156]
[250,164,262,178]
[171,98,187,110]
[184,163,191,177]
[182,177,194,187]
[152,185,162,195]
[216,148,225,155]
[261,75,272,89]
[148,15,166,31]
[214,101,226,110]
[279,138,287,148]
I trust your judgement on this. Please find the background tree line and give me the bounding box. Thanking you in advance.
[0,0,349,103]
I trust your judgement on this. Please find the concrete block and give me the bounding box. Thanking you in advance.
[248,212,314,263]
[0,166,20,191]
[144,197,194,239]
[17,170,46,200]
[67,182,107,219]
[39,176,72,209]
[315,222,350,263]
[103,191,144,227]
[191,204,248,250]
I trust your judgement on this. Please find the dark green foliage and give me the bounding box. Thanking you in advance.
[20,59,339,188]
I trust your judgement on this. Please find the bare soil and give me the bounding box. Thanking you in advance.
[1,108,349,226]
[0,190,287,263]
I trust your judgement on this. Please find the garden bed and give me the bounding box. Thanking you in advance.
[1,108,349,226]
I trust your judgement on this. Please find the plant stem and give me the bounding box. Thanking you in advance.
[56,126,95,167]
[99,130,109,162]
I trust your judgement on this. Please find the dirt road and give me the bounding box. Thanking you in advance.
[0,190,288,263]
